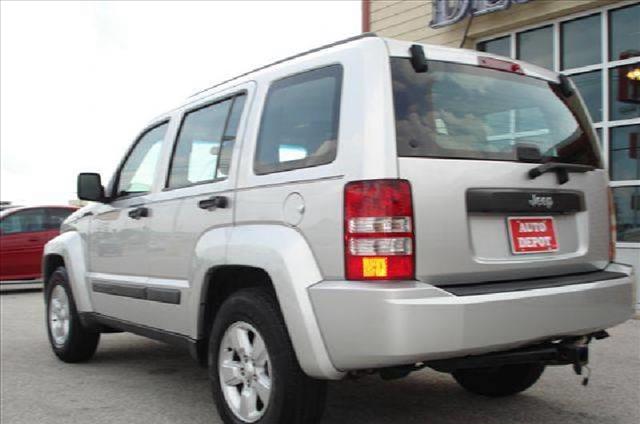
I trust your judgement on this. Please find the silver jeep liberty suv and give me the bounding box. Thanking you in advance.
[43,34,635,424]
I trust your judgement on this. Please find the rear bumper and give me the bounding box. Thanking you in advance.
[309,263,634,371]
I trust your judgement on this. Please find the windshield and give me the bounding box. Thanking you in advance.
[391,58,601,167]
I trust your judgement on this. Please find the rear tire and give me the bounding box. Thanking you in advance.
[45,267,100,362]
[209,287,326,424]
[452,363,545,397]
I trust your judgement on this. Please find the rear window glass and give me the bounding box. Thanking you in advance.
[254,65,342,175]
[391,58,601,167]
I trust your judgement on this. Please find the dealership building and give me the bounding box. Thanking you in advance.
[364,0,639,308]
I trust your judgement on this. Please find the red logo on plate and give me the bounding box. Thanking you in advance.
[507,217,558,254]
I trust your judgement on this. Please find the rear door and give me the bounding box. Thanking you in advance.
[139,88,250,335]
[390,54,609,286]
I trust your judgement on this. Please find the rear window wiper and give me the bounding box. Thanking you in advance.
[528,162,595,185]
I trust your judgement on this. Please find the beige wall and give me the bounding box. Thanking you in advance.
[370,0,621,48]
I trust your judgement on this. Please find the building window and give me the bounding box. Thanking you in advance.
[561,14,602,70]
[612,186,640,242]
[571,70,603,122]
[477,35,510,57]
[517,25,553,70]
[609,3,640,62]
[476,1,640,246]
[610,124,640,181]
[610,63,640,121]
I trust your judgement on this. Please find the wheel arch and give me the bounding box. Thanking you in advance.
[191,224,343,380]
[42,254,65,289]
[42,231,93,312]
[195,265,275,364]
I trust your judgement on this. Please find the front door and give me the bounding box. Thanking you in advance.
[88,121,170,322]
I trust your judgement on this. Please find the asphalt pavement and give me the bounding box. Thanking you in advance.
[1,290,639,424]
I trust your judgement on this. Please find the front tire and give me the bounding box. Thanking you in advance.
[452,363,545,397]
[209,288,326,424]
[45,267,100,362]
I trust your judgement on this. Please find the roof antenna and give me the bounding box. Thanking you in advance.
[459,12,475,48]
[410,44,428,73]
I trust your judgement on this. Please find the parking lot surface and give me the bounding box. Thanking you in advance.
[1,290,639,424]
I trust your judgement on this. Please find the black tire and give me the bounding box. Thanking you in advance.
[209,287,327,424]
[45,267,100,363]
[452,363,545,397]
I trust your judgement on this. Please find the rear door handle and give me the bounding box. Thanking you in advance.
[198,196,228,210]
[128,207,149,220]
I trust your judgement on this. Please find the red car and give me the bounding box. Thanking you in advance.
[0,206,77,288]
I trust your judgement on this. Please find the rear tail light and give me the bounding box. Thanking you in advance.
[608,187,617,261]
[344,180,415,280]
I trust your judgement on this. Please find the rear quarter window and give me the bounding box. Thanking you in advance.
[254,65,343,175]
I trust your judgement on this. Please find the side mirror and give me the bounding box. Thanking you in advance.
[77,173,105,202]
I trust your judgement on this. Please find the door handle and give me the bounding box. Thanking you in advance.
[128,207,149,220]
[198,196,228,210]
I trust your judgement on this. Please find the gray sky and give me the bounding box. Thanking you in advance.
[0,0,360,205]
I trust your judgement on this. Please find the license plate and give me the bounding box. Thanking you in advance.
[507,217,558,254]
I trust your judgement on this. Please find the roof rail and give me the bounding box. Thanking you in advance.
[188,32,377,99]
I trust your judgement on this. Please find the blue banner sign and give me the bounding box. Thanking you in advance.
[430,0,531,29]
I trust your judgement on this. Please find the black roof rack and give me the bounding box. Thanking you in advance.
[188,32,377,99]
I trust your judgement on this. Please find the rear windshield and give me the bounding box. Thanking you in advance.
[391,58,601,167]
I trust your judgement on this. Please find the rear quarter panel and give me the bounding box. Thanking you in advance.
[234,37,399,279]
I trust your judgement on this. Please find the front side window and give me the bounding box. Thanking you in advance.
[254,65,342,175]
[167,95,246,189]
[0,209,48,235]
[116,122,168,196]
[391,58,601,167]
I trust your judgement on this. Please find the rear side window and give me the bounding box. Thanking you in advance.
[0,208,48,234]
[168,94,246,189]
[391,58,600,167]
[254,65,342,175]
[116,122,168,196]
